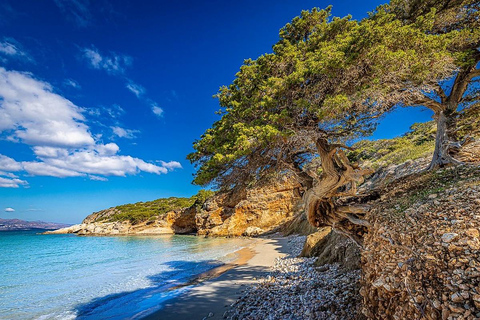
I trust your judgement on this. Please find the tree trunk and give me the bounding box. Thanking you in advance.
[427,108,462,170]
[426,64,479,170]
[428,111,451,169]
[303,138,374,245]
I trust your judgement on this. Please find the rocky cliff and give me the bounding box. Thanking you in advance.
[196,177,302,236]
[46,176,302,237]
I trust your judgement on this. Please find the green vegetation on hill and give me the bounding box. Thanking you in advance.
[349,104,480,169]
[348,122,436,169]
[104,190,215,224]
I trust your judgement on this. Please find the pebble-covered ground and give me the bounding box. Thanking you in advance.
[225,235,363,320]
[363,165,480,319]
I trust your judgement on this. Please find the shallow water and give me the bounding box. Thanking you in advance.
[0,230,249,319]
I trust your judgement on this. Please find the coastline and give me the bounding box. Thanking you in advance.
[142,236,292,320]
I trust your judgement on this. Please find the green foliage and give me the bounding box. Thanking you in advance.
[348,103,480,169]
[105,190,215,224]
[192,189,216,208]
[348,121,437,169]
[109,197,195,224]
[188,4,456,189]
[458,104,480,139]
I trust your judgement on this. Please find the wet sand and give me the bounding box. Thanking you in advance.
[142,237,290,320]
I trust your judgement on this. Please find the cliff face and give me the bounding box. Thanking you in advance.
[196,177,302,236]
[47,177,302,237]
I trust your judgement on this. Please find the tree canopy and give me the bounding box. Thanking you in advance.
[188,2,478,242]
[386,0,480,168]
[188,5,454,189]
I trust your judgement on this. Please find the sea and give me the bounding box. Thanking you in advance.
[0,230,250,320]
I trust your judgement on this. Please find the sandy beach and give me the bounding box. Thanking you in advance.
[143,236,291,320]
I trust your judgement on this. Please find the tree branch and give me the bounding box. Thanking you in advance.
[330,143,354,151]
[434,84,448,104]
[412,95,444,113]
[448,66,479,107]
[469,68,480,79]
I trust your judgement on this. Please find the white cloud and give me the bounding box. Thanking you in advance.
[111,126,137,139]
[89,175,108,181]
[20,147,170,177]
[0,68,94,147]
[4,207,15,212]
[0,68,181,187]
[159,160,182,170]
[81,46,163,117]
[0,171,18,178]
[0,41,17,55]
[83,47,132,75]
[0,38,33,63]
[64,78,81,89]
[53,0,92,28]
[22,161,83,178]
[0,177,28,188]
[0,155,23,172]
[126,82,145,98]
[88,104,125,120]
[152,104,164,117]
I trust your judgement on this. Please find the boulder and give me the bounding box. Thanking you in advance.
[300,228,361,271]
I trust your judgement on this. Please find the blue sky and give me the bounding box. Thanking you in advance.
[0,0,433,224]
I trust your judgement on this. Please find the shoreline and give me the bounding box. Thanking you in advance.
[142,235,292,320]
[175,246,256,288]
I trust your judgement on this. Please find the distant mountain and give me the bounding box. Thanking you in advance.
[0,218,71,231]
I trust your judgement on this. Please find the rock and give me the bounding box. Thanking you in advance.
[362,166,480,320]
[300,227,331,257]
[243,227,263,237]
[307,230,361,271]
[45,176,302,237]
[441,233,459,243]
[450,292,464,303]
[466,228,479,238]
[372,277,386,288]
[196,176,302,237]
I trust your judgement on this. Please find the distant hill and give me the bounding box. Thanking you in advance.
[0,218,71,231]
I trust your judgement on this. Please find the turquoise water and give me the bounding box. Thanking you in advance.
[0,230,250,320]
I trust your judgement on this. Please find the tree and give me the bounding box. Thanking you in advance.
[386,0,480,169]
[188,7,454,243]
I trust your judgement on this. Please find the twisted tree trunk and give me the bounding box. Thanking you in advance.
[425,63,479,170]
[304,138,374,245]
[427,110,461,169]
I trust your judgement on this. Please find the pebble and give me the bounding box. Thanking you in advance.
[442,233,459,243]
[224,235,362,320]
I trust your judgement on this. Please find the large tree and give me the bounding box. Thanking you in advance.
[385,0,480,169]
[188,7,454,243]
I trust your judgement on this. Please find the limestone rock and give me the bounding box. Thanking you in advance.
[299,227,360,271]
[300,227,331,257]
[45,176,302,237]
[196,176,302,237]
[243,227,264,237]
[441,232,459,243]
[362,165,480,320]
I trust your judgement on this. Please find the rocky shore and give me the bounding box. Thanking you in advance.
[225,235,363,320]
[45,176,302,237]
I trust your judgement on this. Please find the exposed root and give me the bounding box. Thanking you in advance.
[303,138,375,244]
